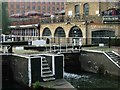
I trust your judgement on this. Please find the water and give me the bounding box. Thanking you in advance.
[64,72,120,90]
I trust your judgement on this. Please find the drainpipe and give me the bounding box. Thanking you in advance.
[37,23,41,40]
[85,20,88,45]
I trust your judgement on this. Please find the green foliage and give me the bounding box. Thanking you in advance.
[2,2,10,34]
[32,81,41,89]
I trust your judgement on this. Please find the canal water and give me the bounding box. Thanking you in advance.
[64,72,120,90]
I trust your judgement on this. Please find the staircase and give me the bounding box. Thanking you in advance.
[41,57,55,82]
[105,52,120,66]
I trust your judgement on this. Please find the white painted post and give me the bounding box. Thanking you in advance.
[60,44,61,52]
[50,37,51,52]
[79,38,82,51]
[2,34,5,42]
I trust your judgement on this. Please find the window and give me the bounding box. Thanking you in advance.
[21,5,25,9]
[83,3,89,16]
[38,6,40,10]
[69,26,82,37]
[42,2,45,4]
[42,28,51,36]
[54,27,66,37]
[61,2,64,5]
[47,7,50,11]
[32,2,36,4]
[42,6,46,10]
[57,2,59,5]
[32,6,35,10]
[16,4,20,9]
[27,5,30,9]
[92,30,115,44]
[75,5,80,15]
[10,3,14,8]
[52,2,55,5]
[52,7,55,11]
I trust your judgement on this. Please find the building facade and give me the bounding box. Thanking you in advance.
[9,2,120,45]
[7,1,64,16]
[65,2,120,22]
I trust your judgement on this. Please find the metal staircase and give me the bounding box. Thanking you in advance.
[105,51,120,66]
[41,57,55,82]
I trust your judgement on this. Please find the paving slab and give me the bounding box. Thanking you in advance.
[40,79,76,90]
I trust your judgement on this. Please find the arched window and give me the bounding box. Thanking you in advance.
[54,27,66,37]
[75,5,80,17]
[42,28,51,36]
[83,3,89,16]
[69,26,82,37]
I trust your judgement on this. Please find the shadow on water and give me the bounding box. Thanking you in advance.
[64,72,120,90]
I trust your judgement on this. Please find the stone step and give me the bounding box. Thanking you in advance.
[43,77,55,82]
[42,63,49,66]
[42,70,52,74]
[42,60,47,63]
[42,67,50,70]
[42,73,54,78]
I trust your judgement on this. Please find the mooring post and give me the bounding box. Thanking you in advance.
[109,36,111,48]
[8,45,12,53]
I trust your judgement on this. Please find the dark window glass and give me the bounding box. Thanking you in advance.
[54,27,66,37]
[75,5,80,15]
[69,26,82,37]
[83,3,89,16]
[38,6,40,10]
[42,28,51,36]
[92,30,115,44]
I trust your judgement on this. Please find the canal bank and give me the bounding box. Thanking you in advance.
[1,51,76,90]
[1,46,120,89]
[79,49,120,76]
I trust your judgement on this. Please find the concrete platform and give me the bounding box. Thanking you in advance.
[40,79,76,90]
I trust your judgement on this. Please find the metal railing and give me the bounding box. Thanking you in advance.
[0,35,120,53]
[1,35,120,45]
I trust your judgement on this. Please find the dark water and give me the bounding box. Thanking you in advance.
[64,72,120,90]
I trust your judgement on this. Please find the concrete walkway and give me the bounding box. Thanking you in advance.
[40,79,76,90]
[112,47,120,55]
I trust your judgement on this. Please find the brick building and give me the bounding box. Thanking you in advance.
[7,1,64,16]
[65,2,120,22]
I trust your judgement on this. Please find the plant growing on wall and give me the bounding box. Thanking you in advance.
[32,81,42,90]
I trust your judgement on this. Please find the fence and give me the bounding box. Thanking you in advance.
[1,35,120,47]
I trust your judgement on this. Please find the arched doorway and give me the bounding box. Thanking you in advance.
[42,27,52,36]
[54,27,66,37]
[42,27,52,44]
[92,29,115,44]
[69,26,83,46]
[69,26,82,37]
[54,27,66,44]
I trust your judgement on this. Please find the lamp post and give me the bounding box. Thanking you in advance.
[37,23,41,40]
